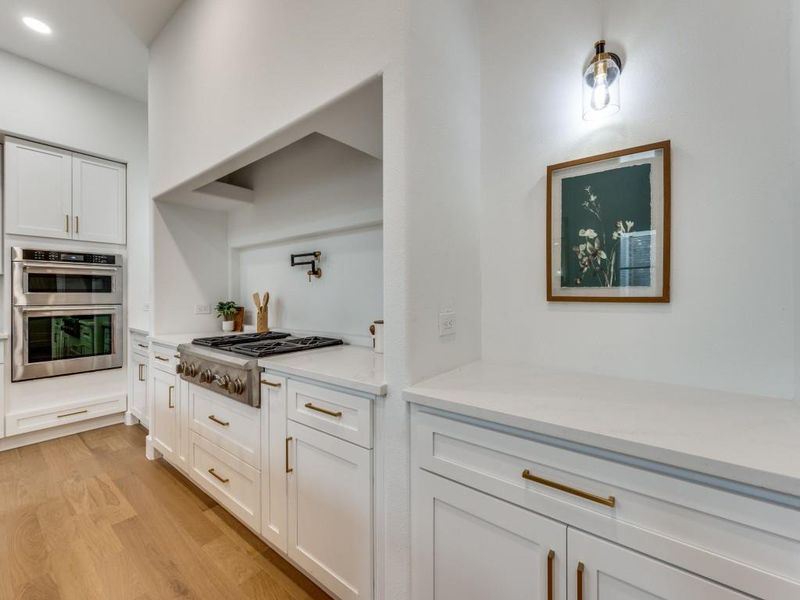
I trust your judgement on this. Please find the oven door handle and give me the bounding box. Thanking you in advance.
[19,305,122,313]
[21,263,120,273]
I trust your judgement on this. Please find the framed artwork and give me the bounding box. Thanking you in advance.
[547,140,671,302]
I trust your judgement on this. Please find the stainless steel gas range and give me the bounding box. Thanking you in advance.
[177,332,342,408]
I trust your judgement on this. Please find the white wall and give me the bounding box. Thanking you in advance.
[229,133,382,342]
[237,228,382,342]
[793,2,800,399]
[148,0,390,198]
[480,0,795,398]
[0,50,150,331]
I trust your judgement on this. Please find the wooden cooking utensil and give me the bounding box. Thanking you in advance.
[255,290,269,333]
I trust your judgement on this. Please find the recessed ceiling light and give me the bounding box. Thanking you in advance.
[22,17,52,35]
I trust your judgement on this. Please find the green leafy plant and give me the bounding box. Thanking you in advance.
[215,301,238,321]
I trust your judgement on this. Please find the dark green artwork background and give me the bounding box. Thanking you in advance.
[561,164,652,288]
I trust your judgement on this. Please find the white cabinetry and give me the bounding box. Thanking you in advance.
[413,470,566,600]
[4,137,126,244]
[287,419,372,600]
[568,529,750,600]
[150,366,178,461]
[4,138,72,239]
[411,406,800,600]
[128,332,149,427]
[261,375,289,552]
[72,152,126,244]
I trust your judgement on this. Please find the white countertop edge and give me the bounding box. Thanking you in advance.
[128,327,150,337]
[261,361,387,396]
[404,389,800,499]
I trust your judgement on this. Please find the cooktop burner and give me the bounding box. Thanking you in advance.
[192,331,291,349]
[231,336,344,358]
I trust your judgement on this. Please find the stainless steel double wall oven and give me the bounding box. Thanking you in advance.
[11,247,124,382]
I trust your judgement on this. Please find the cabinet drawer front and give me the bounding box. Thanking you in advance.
[413,408,800,599]
[287,380,372,448]
[6,393,126,436]
[130,332,149,357]
[190,433,260,530]
[190,385,260,468]
[150,344,177,373]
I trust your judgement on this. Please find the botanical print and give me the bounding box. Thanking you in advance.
[561,164,652,288]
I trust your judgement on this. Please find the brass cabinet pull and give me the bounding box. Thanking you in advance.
[208,414,229,427]
[577,561,585,600]
[74,215,79,235]
[138,363,145,382]
[304,402,342,418]
[58,409,88,418]
[137,343,148,349]
[208,468,229,483]
[65,214,70,233]
[154,355,169,362]
[547,550,554,600]
[261,379,281,388]
[285,437,293,473]
[168,385,175,409]
[521,469,616,507]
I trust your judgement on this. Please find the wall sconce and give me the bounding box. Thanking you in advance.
[583,40,622,121]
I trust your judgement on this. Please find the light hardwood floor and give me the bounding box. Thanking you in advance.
[0,423,331,600]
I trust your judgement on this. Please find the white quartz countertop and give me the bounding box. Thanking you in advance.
[405,361,800,498]
[260,345,386,396]
[148,332,239,349]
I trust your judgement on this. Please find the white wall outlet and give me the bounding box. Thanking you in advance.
[438,310,456,337]
[194,304,211,315]
[143,303,151,312]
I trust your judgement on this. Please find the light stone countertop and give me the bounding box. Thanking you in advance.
[260,345,386,396]
[405,361,800,498]
[148,332,386,396]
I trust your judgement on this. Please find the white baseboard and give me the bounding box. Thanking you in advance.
[0,412,126,451]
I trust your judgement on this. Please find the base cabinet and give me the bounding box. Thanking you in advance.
[413,471,566,600]
[261,375,289,553]
[568,529,750,600]
[129,352,148,426]
[151,367,178,461]
[287,420,372,600]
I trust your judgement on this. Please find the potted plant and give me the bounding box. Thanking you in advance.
[215,300,238,332]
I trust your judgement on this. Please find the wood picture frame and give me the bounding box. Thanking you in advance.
[546,140,671,302]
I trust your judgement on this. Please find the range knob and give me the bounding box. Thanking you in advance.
[214,374,231,388]
[185,363,199,377]
[175,362,184,374]
[228,377,245,395]
[200,369,213,383]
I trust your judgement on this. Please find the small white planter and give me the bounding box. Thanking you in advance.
[222,320,234,332]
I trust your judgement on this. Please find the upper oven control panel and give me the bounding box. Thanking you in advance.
[17,248,121,265]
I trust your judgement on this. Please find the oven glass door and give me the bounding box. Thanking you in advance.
[13,305,124,381]
[12,263,123,305]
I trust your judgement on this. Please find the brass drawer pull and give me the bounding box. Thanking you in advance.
[208,468,229,484]
[65,214,70,233]
[577,561,585,600]
[138,363,146,382]
[74,215,79,235]
[261,379,281,388]
[285,437,293,473]
[168,385,175,409]
[154,355,169,362]
[547,550,554,600]
[208,414,229,427]
[57,409,88,418]
[521,469,616,507]
[173,354,180,359]
[304,402,342,418]
[137,343,148,349]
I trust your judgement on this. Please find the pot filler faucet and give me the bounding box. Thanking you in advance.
[291,251,322,282]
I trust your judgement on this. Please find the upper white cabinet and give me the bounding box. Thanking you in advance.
[4,138,72,239]
[72,152,126,244]
[4,137,126,244]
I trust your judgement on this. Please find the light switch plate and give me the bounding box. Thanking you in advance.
[194,304,211,315]
[438,310,456,336]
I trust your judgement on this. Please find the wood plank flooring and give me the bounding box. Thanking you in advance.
[0,424,331,600]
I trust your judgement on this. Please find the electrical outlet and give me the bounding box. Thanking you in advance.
[438,310,456,337]
[194,304,211,315]
[142,303,151,312]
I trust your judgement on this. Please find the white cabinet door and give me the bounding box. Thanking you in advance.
[72,152,126,244]
[413,470,567,600]
[261,374,288,552]
[568,529,751,600]
[151,367,178,462]
[5,138,72,239]
[130,352,149,427]
[287,420,372,600]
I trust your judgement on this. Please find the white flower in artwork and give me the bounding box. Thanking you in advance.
[578,228,598,239]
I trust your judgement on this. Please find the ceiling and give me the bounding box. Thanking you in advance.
[0,0,183,101]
